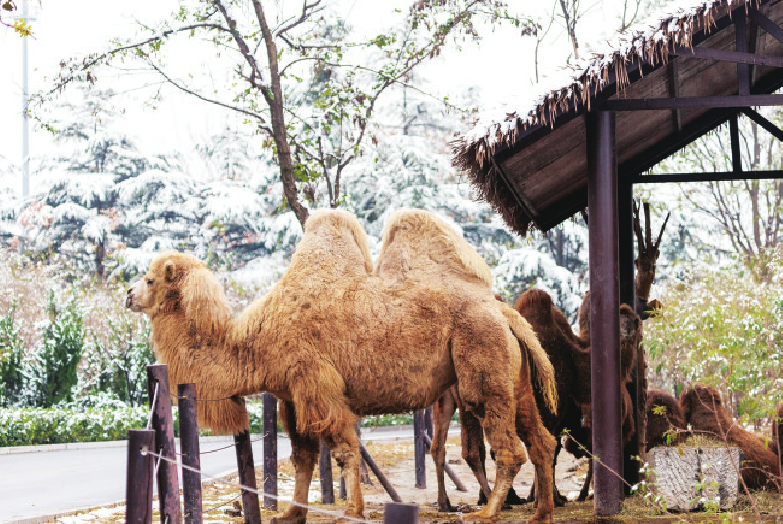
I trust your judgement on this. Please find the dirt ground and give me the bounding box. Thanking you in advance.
[53,435,783,524]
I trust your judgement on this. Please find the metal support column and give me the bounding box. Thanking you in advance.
[586,110,623,515]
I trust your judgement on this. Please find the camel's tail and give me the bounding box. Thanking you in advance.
[499,302,558,415]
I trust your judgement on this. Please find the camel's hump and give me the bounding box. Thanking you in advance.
[376,208,492,287]
[295,208,374,275]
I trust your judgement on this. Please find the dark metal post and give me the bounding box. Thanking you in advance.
[383,502,419,524]
[126,429,155,524]
[586,110,623,515]
[235,427,262,524]
[618,183,640,494]
[730,114,743,172]
[319,440,335,504]
[360,443,402,502]
[178,384,202,524]
[262,392,278,510]
[736,11,750,96]
[147,364,181,524]
[413,410,426,489]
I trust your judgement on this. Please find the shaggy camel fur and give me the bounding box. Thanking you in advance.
[377,209,558,524]
[680,384,781,491]
[127,208,556,524]
[644,389,687,451]
[567,291,640,500]
[773,400,783,457]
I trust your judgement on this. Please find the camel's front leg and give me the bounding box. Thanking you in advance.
[272,401,319,524]
[432,387,458,512]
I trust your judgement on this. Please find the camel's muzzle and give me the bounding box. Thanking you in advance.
[125,288,133,309]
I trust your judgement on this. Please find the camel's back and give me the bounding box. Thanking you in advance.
[376,209,492,287]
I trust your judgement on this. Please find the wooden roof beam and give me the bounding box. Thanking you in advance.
[736,12,751,96]
[748,5,783,45]
[628,170,783,184]
[729,114,743,172]
[603,93,783,110]
[670,45,783,68]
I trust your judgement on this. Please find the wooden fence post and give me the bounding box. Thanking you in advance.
[360,443,402,502]
[319,440,335,504]
[413,410,426,489]
[147,364,181,524]
[178,383,202,524]
[383,502,419,523]
[235,425,262,524]
[262,392,278,510]
[126,429,155,524]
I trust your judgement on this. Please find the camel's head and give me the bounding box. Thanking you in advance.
[619,304,640,378]
[680,384,722,423]
[126,251,204,315]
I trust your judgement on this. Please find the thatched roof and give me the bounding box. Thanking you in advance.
[453,0,783,235]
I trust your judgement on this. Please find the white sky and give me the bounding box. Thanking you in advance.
[0,0,642,194]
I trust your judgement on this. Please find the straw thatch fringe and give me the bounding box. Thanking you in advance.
[452,0,760,235]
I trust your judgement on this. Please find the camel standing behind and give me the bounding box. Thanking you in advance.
[127,208,553,524]
[377,209,558,524]
[644,389,687,451]
[680,384,781,491]
[567,291,640,500]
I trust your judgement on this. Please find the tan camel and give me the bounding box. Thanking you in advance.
[127,208,554,524]
[377,209,558,524]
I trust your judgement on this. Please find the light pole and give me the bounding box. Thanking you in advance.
[20,0,37,197]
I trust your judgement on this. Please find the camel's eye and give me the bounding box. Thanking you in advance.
[146,279,154,285]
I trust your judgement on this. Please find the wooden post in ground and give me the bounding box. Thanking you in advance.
[413,410,426,488]
[234,399,261,524]
[319,440,335,504]
[126,429,155,524]
[383,502,419,523]
[147,364,181,524]
[262,392,278,510]
[177,383,202,524]
[586,109,623,515]
[360,442,402,502]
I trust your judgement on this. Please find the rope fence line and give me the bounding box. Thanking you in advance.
[142,448,378,524]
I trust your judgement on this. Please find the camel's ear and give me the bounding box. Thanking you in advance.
[164,260,176,283]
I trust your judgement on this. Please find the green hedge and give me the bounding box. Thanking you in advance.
[0,402,422,447]
[0,406,150,447]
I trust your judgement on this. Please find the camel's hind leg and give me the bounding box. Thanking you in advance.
[516,393,557,524]
[459,405,491,505]
[325,423,364,519]
[272,401,319,524]
[432,386,459,512]
[454,315,527,522]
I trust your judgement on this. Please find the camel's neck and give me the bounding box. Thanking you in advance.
[150,311,257,400]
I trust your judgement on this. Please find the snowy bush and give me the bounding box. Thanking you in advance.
[23,290,85,407]
[0,303,25,407]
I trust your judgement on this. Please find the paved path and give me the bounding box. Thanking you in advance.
[0,425,441,523]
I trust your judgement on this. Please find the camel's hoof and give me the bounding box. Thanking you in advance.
[438,503,458,513]
[460,510,497,523]
[270,515,306,524]
[526,517,555,524]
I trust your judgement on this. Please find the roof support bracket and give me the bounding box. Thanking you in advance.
[740,107,783,142]
[667,61,682,131]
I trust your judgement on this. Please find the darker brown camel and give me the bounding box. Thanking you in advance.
[681,384,781,492]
